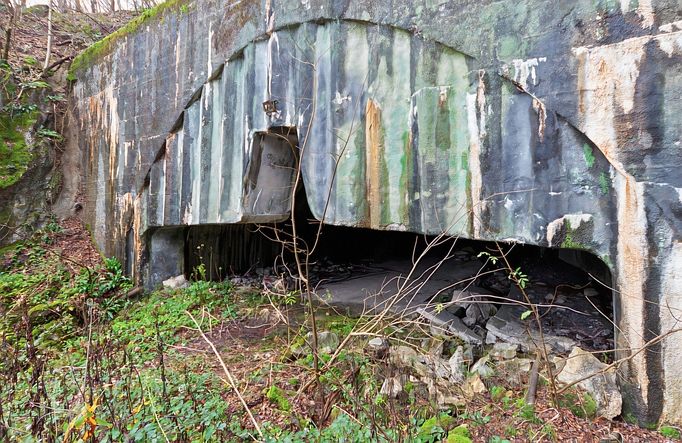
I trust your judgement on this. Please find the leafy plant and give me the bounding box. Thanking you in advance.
[477,251,498,264]
[509,266,529,288]
[37,127,63,140]
[660,425,681,440]
[265,385,291,411]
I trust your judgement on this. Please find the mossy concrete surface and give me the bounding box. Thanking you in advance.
[0,112,38,189]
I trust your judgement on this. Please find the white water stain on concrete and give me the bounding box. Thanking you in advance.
[660,241,682,423]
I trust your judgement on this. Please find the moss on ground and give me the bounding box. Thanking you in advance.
[0,111,39,189]
[68,0,192,79]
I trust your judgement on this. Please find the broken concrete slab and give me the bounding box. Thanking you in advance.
[490,342,518,360]
[305,331,339,354]
[416,306,484,345]
[485,305,577,353]
[471,355,495,378]
[448,346,466,383]
[556,347,622,420]
[162,274,188,289]
[462,374,487,399]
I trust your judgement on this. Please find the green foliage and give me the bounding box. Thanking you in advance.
[460,410,491,426]
[558,390,597,419]
[23,56,38,66]
[489,385,507,401]
[110,280,234,359]
[561,220,585,250]
[0,110,38,189]
[509,266,529,288]
[477,251,498,264]
[46,93,65,102]
[19,79,50,90]
[37,126,63,140]
[489,436,512,443]
[660,425,681,440]
[582,143,595,168]
[514,401,541,424]
[599,171,611,195]
[69,0,192,78]
[540,423,557,440]
[447,425,472,443]
[0,234,133,356]
[417,413,456,442]
[265,385,291,411]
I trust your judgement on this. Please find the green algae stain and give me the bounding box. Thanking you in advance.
[599,172,610,195]
[435,100,452,153]
[601,254,613,269]
[582,143,595,169]
[561,221,584,250]
[398,130,412,223]
[0,112,38,189]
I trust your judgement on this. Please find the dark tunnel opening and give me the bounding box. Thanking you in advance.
[183,185,615,357]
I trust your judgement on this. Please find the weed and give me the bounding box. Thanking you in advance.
[417,413,455,442]
[447,424,472,443]
[660,425,681,440]
[558,390,598,419]
[490,385,506,401]
[265,385,291,412]
[515,400,541,424]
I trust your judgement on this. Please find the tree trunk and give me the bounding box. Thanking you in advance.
[42,0,53,71]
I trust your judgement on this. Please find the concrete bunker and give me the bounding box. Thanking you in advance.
[71,5,682,425]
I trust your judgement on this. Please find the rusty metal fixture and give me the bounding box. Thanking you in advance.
[262,99,278,115]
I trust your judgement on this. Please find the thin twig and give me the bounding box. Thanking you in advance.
[186,311,263,440]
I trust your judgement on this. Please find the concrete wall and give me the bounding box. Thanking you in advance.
[69,0,682,424]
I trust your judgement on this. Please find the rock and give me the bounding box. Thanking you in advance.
[485,305,577,353]
[550,355,566,373]
[497,357,532,373]
[445,303,466,317]
[490,342,518,360]
[496,357,533,386]
[431,356,451,380]
[162,274,188,289]
[380,376,403,398]
[367,337,390,360]
[464,301,497,326]
[462,374,487,399]
[448,346,466,383]
[306,331,339,354]
[471,355,495,378]
[556,347,622,420]
[416,307,484,345]
[391,346,430,379]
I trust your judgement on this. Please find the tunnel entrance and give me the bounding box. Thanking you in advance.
[183,185,615,358]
